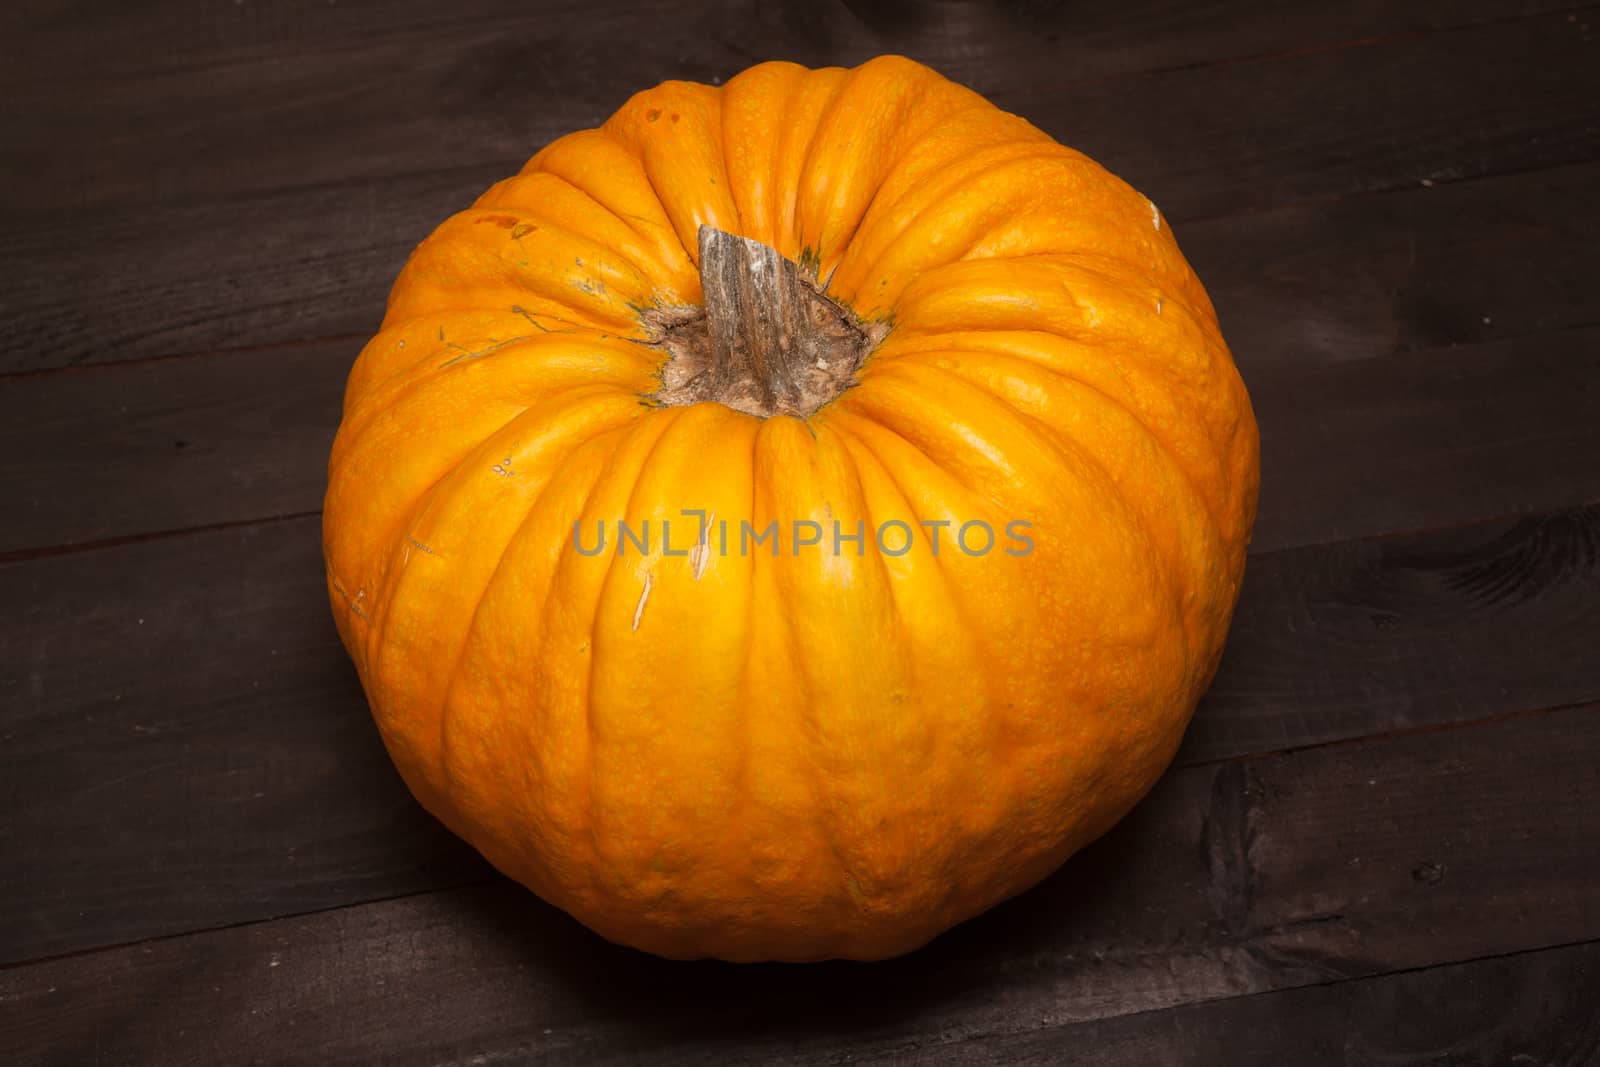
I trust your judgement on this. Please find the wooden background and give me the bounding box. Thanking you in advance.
[2,1,1598,1062]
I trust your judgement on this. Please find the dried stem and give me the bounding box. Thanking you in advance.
[652,226,880,418]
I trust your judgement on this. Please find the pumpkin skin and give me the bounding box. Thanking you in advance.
[324,55,1258,962]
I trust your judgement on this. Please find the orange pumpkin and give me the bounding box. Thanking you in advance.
[324,55,1258,961]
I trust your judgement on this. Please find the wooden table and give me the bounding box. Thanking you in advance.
[4,2,1598,1062]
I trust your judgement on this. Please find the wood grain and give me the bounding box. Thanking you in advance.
[5,136,1597,381]
[919,941,1600,1066]
[8,5,1595,217]
[3,12,1597,373]
[994,8,1600,223]
[1188,502,1600,761]
[4,502,1596,964]
[6,0,1583,87]
[0,518,491,966]
[3,704,1596,1064]
[1246,323,1600,553]
[1194,162,1600,372]
[0,166,482,374]
[0,339,352,555]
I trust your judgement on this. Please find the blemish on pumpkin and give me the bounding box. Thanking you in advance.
[492,456,514,478]
[438,335,538,369]
[646,108,662,122]
[1156,297,1164,316]
[510,223,537,240]
[475,214,521,229]
[690,512,715,580]
[510,304,553,332]
[406,536,438,556]
[632,572,653,632]
[669,112,680,124]
[1150,200,1161,231]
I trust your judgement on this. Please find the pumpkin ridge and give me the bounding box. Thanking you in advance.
[839,146,1106,308]
[871,339,1228,550]
[799,59,975,285]
[573,410,687,903]
[380,388,649,771]
[434,405,678,836]
[839,362,1047,518]
[716,60,810,250]
[822,413,1002,729]
[884,261,1238,518]
[754,419,892,941]
[964,249,1212,318]
[878,355,1197,643]
[837,364,1194,751]
[374,305,612,345]
[329,384,628,677]
[336,362,646,520]
[770,66,851,261]
[602,81,741,261]
[813,410,1027,934]
[468,181,692,300]
[388,215,649,332]
[833,130,1071,302]
[360,384,639,621]
[834,112,1060,285]
[522,128,692,271]
[819,408,999,675]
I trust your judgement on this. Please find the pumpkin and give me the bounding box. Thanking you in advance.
[324,55,1258,962]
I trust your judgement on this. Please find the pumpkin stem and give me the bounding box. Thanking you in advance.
[650,225,881,418]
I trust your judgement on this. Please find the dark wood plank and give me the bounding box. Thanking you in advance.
[1246,324,1600,554]
[0,339,351,555]
[991,7,1600,223]
[1188,502,1600,761]
[1196,162,1600,371]
[0,166,481,374]
[7,9,1595,219]
[6,0,1583,87]
[6,131,1597,382]
[919,941,1600,1065]
[3,12,1596,377]
[0,517,492,966]
[3,501,1597,964]
[3,704,1596,1064]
